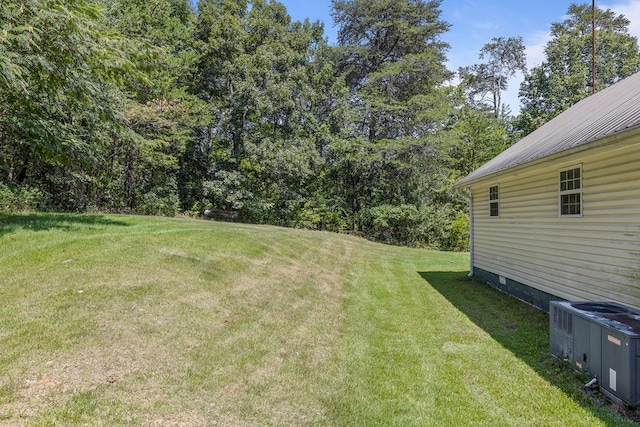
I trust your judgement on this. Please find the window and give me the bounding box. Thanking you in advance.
[489,185,499,217]
[559,166,582,216]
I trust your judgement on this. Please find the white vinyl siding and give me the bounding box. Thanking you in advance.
[470,137,640,308]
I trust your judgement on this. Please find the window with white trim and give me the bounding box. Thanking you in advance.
[489,185,499,217]
[559,166,582,216]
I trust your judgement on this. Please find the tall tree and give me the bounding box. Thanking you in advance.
[444,104,510,180]
[98,0,208,214]
[0,0,133,209]
[458,36,526,118]
[331,0,451,141]
[192,0,331,222]
[327,0,453,235]
[100,0,196,99]
[517,3,640,135]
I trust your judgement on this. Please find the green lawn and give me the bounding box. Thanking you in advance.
[0,213,635,426]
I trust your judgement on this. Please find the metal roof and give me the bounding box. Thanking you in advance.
[455,71,640,187]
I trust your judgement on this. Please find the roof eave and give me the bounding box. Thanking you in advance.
[453,124,640,189]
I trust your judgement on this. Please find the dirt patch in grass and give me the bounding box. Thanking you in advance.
[2,313,195,422]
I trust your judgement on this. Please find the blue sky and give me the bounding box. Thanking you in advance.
[277,0,640,113]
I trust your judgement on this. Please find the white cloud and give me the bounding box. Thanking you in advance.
[524,30,552,70]
[605,0,640,39]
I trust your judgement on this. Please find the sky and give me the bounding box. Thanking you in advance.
[277,0,640,113]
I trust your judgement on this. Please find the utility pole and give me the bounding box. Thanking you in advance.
[592,0,596,93]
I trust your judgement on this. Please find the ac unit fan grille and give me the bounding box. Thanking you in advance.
[553,306,572,334]
[551,306,573,358]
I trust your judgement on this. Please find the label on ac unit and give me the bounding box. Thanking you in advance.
[610,368,617,391]
[608,335,622,346]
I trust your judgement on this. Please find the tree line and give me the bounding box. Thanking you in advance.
[1,0,639,249]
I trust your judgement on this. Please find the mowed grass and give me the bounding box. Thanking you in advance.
[0,213,635,426]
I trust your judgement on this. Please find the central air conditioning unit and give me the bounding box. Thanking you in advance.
[550,301,640,406]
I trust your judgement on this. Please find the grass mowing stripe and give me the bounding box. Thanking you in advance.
[0,213,636,425]
[324,253,628,426]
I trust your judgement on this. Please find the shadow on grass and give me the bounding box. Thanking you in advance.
[420,271,639,426]
[0,212,130,237]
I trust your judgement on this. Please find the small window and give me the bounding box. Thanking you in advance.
[559,166,582,216]
[489,185,499,217]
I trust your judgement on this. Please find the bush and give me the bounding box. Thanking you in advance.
[0,183,51,212]
[139,180,181,216]
[444,213,470,251]
[139,191,180,216]
[363,204,469,250]
[365,204,448,248]
[296,200,347,232]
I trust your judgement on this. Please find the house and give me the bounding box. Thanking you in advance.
[455,71,640,312]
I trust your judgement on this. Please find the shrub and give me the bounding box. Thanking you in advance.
[444,212,470,251]
[139,180,181,217]
[366,204,450,248]
[139,191,180,216]
[296,200,347,232]
[0,183,51,212]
